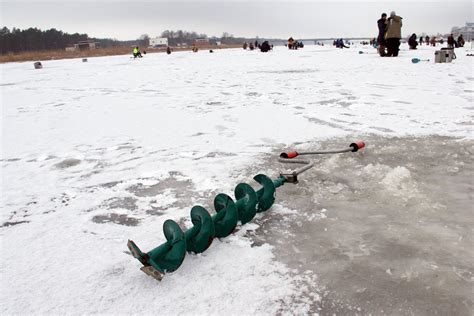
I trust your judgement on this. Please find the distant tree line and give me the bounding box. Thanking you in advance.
[0,27,121,55]
[159,30,209,46]
[158,30,260,46]
[0,26,274,54]
[218,32,257,45]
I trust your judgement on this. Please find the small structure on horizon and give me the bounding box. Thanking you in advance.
[149,37,168,48]
[194,38,210,47]
[451,22,474,42]
[65,41,100,51]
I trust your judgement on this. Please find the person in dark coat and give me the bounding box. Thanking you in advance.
[288,37,295,49]
[447,34,455,48]
[408,33,418,49]
[377,13,388,56]
[260,41,271,52]
[457,34,465,47]
[335,38,349,48]
[419,36,423,45]
[425,35,430,45]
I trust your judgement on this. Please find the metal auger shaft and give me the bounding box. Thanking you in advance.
[127,141,365,281]
[278,141,365,183]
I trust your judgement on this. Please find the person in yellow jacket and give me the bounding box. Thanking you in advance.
[133,46,142,58]
[385,11,403,57]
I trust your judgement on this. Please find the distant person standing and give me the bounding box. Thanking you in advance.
[447,34,455,48]
[430,36,436,46]
[385,11,403,57]
[457,34,465,47]
[288,37,295,49]
[425,35,430,45]
[419,36,423,45]
[377,13,388,56]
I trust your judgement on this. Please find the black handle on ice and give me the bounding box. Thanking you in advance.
[280,141,365,158]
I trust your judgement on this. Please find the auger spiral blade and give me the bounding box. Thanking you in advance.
[254,174,276,213]
[234,183,258,224]
[185,205,216,254]
[213,193,239,238]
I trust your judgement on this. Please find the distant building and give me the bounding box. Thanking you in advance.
[149,37,168,47]
[451,22,474,41]
[194,38,210,46]
[65,40,100,51]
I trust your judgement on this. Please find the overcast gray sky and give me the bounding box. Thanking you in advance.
[0,0,472,40]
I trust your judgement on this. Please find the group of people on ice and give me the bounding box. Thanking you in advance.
[242,41,255,50]
[447,34,465,48]
[410,34,465,49]
[377,11,403,57]
[333,38,349,48]
[287,37,304,49]
[133,15,467,59]
[377,10,466,56]
[132,44,212,57]
[243,40,273,52]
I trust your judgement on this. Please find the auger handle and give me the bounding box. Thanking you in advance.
[280,151,299,159]
[280,141,366,157]
[278,141,366,182]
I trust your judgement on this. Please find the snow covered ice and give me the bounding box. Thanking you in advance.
[1,44,473,314]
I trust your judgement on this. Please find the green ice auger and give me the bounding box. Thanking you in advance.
[128,174,285,281]
[127,141,365,281]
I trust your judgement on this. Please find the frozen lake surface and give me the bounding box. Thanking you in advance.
[1,44,473,314]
